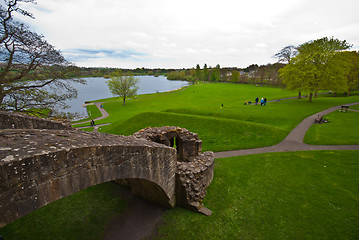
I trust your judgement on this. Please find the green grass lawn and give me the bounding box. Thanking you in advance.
[80,127,94,132]
[304,109,359,145]
[350,104,359,111]
[80,83,359,151]
[0,182,127,240]
[3,151,358,239]
[155,151,359,240]
[2,83,359,239]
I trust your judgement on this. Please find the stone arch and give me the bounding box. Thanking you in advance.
[115,178,173,207]
[0,129,177,227]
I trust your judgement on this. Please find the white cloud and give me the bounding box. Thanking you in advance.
[15,0,359,68]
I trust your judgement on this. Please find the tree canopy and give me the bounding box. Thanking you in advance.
[106,70,139,106]
[279,37,352,102]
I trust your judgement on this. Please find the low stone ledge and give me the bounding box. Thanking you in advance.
[0,110,71,130]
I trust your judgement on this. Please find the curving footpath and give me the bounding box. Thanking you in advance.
[71,102,111,132]
[215,102,359,158]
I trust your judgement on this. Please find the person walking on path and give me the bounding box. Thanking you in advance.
[91,119,95,127]
[260,98,264,106]
[264,97,267,106]
[255,97,259,105]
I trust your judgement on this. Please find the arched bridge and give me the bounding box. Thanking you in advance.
[0,111,214,227]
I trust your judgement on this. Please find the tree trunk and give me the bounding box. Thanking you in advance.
[314,90,318,98]
[298,91,301,99]
[123,96,126,105]
[347,90,351,96]
[334,92,337,97]
[309,92,313,102]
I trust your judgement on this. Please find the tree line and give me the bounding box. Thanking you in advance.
[166,63,286,86]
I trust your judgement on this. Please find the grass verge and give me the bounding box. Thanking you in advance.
[155,151,359,240]
[304,110,359,145]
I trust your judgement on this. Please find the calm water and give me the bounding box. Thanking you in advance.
[65,75,189,117]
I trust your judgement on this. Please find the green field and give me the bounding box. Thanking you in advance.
[155,151,359,240]
[75,83,359,151]
[2,151,358,240]
[305,110,359,145]
[2,83,359,239]
[351,104,359,111]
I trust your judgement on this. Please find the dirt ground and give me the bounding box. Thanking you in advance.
[103,186,166,240]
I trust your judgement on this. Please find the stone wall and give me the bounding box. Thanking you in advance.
[0,110,71,130]
[133,126,215,213]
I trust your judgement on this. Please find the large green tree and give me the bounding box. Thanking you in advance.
[340,51,359,96]
[279,37,352,102]
[107,70,139,106]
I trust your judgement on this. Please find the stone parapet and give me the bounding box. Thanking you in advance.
[0,110,71,130]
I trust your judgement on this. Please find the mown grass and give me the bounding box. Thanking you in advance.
[351,104,359,111]
[2,83,359,240]
[155,151,359,240]
[304,109,359,145]
[0,182,127,240]
[80,127,94,132]
[2,151,358,240]
[110,111,286,152]
[86,83,359,151]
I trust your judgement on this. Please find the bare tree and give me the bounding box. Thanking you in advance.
[0,0,85,118]
[273,45,298,64]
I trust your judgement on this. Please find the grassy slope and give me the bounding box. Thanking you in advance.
[0,182,127,240]
[93,84,359,151]
[156,151,359,240]
[304,109,359,145]
[350,104,359,111]
[110,111,286,152]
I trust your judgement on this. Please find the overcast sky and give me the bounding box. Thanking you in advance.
[17,0,359,69]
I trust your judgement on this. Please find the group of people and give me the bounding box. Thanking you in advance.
[244,97,267,106]
[256,97,267,106]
